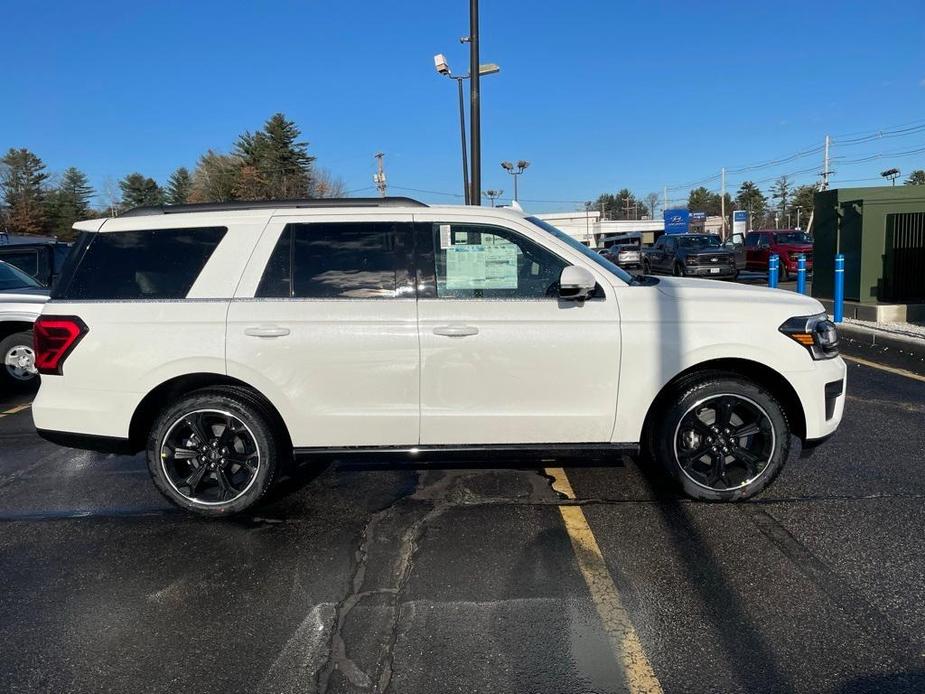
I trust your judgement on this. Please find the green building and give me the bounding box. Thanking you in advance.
[813,186,925,311]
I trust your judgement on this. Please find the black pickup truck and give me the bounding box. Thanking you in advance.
[642,233,738,279]
[0,233,71,288]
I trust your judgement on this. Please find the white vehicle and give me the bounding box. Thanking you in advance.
[0,260,49,389]
[32,199,845,516]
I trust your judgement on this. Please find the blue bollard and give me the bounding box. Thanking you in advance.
[833,253,844,323]
[796,254,807,295]
[768,254,779,288]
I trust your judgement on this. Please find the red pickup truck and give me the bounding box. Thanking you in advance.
[745,230,813,280]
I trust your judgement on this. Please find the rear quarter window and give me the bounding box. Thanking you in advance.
[54,227,226,300]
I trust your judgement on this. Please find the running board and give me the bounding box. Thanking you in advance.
[292,442,639,462]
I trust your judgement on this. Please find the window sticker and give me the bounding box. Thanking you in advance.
[445,244,518,290]
[440,224,452,250]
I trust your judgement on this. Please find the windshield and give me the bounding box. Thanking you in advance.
[526,216,634,284]
[678,235,722,249]
[776,231,812,244]
[0,260,43,291]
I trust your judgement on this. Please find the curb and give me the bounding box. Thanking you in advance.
[836,322,925,371]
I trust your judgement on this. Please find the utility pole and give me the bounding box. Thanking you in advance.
[720,167,726,239]
[373,152,387,197]
[469,0,481,205]
[822,135,831,190]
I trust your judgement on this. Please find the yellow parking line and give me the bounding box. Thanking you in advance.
[545,467,663,694]
[0,403,31,418]
[842,355,925,383]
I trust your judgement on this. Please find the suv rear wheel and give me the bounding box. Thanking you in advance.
[146,389,282,516]
[652,374,790,501]
[1,331,38,390]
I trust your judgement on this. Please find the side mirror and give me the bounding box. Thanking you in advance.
[559,266,596,301]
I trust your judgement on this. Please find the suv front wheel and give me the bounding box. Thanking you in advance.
[147,389,282,516]
[652,374,791,501]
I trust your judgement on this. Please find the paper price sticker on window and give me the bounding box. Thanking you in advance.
[440,224,452,250]
[445,244,518,290]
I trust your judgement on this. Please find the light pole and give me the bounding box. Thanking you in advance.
[482,189,503,207]
[795,205,803,229]
[501,160,529,202]
[434,54,499,205]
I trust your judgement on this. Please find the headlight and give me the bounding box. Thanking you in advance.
[779,313,839,360]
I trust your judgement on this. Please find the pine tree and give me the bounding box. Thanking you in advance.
[165,167,192,205]
[119,172,164,210]
[735,181,768,229]
[1,147,49,234]
[46,167,94,239]
[234,113,315,199]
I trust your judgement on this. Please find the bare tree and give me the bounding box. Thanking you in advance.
[312,168,348,198]
[644,192,660,220]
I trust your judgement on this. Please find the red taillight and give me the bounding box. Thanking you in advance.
[33,316,88,375]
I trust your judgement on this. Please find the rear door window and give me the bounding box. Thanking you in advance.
[256,222,414,299]
[54,227,226,300]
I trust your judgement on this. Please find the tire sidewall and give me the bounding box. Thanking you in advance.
[0,331,38,390]
[653,376,791,501]
[146,391,279,516]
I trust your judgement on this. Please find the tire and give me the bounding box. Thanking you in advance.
[146,388,284,517]
[651,374,791,501]
[1,331,38,390]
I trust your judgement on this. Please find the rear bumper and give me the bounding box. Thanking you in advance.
[32,377,139,440]
[36,428,136,455]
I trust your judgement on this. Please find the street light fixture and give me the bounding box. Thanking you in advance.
[500,160,529,201]
[434,55,500,204]
[881,167,901,186]
[482,189,503,207]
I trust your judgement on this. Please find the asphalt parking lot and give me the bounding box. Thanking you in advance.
[1,349,923,693]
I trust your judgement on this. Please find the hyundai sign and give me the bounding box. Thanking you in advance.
[663,208,689,235]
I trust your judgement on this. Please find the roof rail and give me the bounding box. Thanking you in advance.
[120,197,428,217]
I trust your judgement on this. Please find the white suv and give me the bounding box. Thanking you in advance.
[32,199,846,516]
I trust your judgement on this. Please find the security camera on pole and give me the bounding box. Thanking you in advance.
[433,49,500,205]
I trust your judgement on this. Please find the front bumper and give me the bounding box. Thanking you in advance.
[784,355,847,440]
[686,265,737,277]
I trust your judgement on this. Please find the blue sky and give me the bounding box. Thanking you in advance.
[2,0,924,211]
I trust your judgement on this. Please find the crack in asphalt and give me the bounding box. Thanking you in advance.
[314,468,558,693]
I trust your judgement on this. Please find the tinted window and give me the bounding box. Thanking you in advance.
[679,235,721,249]
[55,227,226,300]
[744,234,760,248]
[775,231,812,244]
[257,222,413,299]
[0,250,40,277]
[432,223,567,299]
[0,260,43,290]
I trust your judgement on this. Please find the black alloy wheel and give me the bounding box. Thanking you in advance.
[651,374,791,501]
[674,394,773,491]
[147,389,282,516]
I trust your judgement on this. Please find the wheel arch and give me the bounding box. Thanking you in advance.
[128,373,292,453]
[0,321,34,342]
[640,357,806,454]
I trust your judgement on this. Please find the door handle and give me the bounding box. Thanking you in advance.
[244,326,291,338]
[433,324,479,337]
